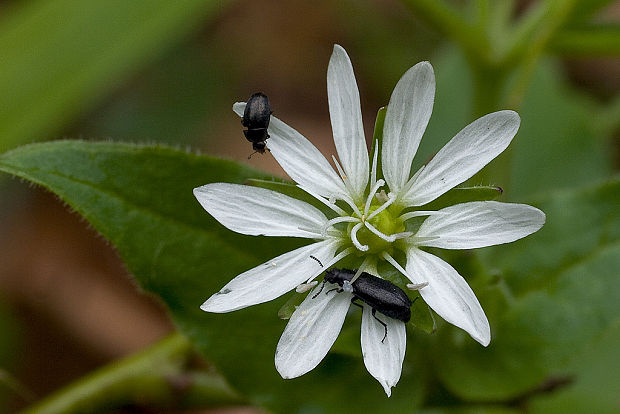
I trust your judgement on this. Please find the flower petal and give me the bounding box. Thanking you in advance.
[193,183,328,238]
[201,240,339,313]
[361,304,406,397]
[234,103,347,199]
[401,110,520,206]
[327,44,369,201]
[275,284,352,378]
[415,201,546,249]
[382,62,435,193]
[405,248,490,346]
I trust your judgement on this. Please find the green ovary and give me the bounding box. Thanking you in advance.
[351,207,404,254]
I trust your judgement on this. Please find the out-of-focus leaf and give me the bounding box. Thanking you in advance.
[433,180,620,401]
[416,49,613,199]
[409,299,436,335]
[510,60,613,198]
[422,186,504,211]
[0,0,225,151]
[483,178,619,294]
[549,25,620,56]
[420,407,522,414]
[528,320,620,414]
[0,141,425,412]
[566,0,617,23]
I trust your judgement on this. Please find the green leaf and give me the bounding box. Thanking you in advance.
[432,179,620,401]
[483,178,619,294]
[0,0,225,151]
[0,141,425,412]
[422,186,504,211]
[567,0,617,23]
[510,60,614,198]
[528,319,620,414]
[409,299,437,335]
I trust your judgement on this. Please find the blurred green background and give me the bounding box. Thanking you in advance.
[0,0,618,413]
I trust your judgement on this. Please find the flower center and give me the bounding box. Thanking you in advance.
[349,206,404,253]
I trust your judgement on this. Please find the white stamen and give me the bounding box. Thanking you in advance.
[370,140,379,190]
[298,185,347,216]
[350,256,372,284]
[399,165,426,201]
[391,231,414,240]
[366,192,396,221]
[321,216,360,237]
[296,281,318,293]
[399,210,445,221]
[332,155,359,202]
[364,221,396,242]
[382,251,417,283]
[338,192,362,217]
[409,235,441,246]
[363,179,385,218]
[342,280,354,293]
[350,222,369,251]
[407,282,428,290]
[305,247,355,283]
[296,226,324,238]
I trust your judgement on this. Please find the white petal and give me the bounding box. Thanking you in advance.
[193,183,328,238]
[361,304,406,397]
[201,240,339,313]
[416,201,546,249]
[275,284,352,378]
[382,62,435,193]
[327,45,369,201]
[401,111,520,206]
[405,248,490,346]
[234,103,347,199]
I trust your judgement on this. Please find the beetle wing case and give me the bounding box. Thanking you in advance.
[242,92,271,129]
[353,274,413,322]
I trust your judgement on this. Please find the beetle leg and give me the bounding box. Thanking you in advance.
[371,308,388,343]
[350,296,363,310]
[325,287,343,296]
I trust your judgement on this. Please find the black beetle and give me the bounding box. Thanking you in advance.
[242,92,272,157]
[313,267,415,343]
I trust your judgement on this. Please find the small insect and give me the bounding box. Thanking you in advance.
[242,92,272,158]
[309,260,415,343]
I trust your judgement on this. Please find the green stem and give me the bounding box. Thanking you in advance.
[19,333,245,414]
[506,0,578,108]
[548,25,620,56]
[403,0,488,63]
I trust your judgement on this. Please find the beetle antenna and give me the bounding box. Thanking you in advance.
[247,150,259,160]
[309,255,323,267]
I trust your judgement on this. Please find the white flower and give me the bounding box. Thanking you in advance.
[193,45,545,396]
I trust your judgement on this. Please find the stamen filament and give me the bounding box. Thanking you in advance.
[399,210,445,221]
[298,185,347,216]
[409,235,441,246]
[350,256,372,284]
[364,221,396,242]
[321,216,360,237]
[339,192,363,217]
[332,155,359,203]
[370,140,379,190]
[364,179,385,218]
[366,192,396,221]
[382,251,425,286]
[350,222,369,251]
[398,165,426,202]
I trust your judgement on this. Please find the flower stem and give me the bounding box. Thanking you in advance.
[19,333,245,414]
[403,0,488,63]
